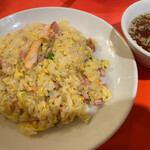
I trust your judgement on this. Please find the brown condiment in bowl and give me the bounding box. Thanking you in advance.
[128,13,150,53]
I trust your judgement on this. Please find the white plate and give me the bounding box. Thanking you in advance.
[0,7,138,150]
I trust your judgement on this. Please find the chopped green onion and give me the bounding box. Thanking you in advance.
[47,90,51,98]
[21,92,27,97]
[86,40,89,46]
[89,56,92,60]
[85,56,92,62]
[47,53,54,60]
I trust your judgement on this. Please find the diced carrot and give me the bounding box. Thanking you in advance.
[97,79,102,85]
[32,88,37,95]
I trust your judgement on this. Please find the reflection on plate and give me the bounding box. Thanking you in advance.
[0,7,138,150]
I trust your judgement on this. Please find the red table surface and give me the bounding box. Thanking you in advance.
[0,0,150,150]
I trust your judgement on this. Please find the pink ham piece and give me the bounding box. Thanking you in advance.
[84,93,89,99]
[19,29,24,34]
[31,116,38,121]
[20,49,27,58]
[6,63,11,68]
[83,77,90,85]
[3,62,11,68]
[51,21,63,36]
[95,100,103,106]
[84,99,89,104]
[84,93,89,104]
[103,83,108,89]
[58,29,63,36]
[54,82,60,90]
[49,32,55,38]
[51,21,59,32]
[12,98,18,104]
[42,24,46,27]
[98,69,106,77]
[88,38,95,51]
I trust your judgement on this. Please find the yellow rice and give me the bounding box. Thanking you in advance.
[0,18,111,135]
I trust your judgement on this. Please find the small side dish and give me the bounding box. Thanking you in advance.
[121,0,150,69]
[128,13,150,53]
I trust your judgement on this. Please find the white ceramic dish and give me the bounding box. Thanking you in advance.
[0,7,138,150]
[121,0,150,69]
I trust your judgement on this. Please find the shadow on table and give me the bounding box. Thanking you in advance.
[92,0,138,12]
[136,61,150,80]
[0,0,12,13]
[112,22,123,36]
[97,104,150,150]
[60,0,75,7]
[60,0,138,14]
[92,0,137,14]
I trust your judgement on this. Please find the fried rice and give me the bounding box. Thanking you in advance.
[0,18,111,135]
